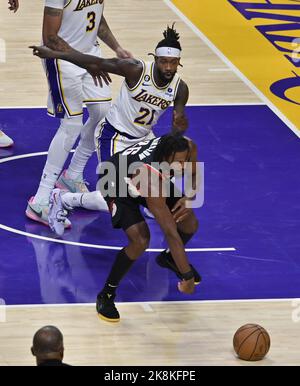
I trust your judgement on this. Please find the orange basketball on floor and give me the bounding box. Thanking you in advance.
[233,324,270,361]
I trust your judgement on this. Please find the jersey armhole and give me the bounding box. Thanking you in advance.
[125,60,146,92]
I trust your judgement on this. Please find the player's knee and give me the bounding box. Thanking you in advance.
[190,215,199,234]
[59,116,83,152]
[87,102,111,123]
[185,212,199,235]
[192,216,199,234]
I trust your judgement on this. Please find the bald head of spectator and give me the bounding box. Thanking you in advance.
[31,326,65,366]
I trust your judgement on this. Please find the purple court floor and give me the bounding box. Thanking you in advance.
[0,104,299,305]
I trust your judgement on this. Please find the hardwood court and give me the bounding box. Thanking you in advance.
[1,300,299,366]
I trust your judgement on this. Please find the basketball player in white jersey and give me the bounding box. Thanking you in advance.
[26,0,132,227]
[31,24,189,216]
[0,0,20,148]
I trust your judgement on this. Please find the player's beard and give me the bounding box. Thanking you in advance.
[156,66,176,83]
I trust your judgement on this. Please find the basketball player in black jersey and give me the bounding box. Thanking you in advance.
[51,134,201,322]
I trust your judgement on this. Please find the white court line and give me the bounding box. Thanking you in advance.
[0,223,236,253]
[0,150,75,164]
[141,303,154,313]
[4,298,298,309]
[163,0,300,139]
[209,68,233,72]
[0,151,48,163]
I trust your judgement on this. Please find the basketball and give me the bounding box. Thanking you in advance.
[233,324,270,361]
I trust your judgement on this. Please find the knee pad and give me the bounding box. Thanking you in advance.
[59,116,83,152]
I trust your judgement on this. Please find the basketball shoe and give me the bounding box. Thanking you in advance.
[96,292,120,323]
[0,131,13,148]
[56,170,89,193]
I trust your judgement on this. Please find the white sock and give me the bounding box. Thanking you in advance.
[66,103,110,180]
[33,116,82,204]
[62,191,108,212]
[66,145,92,181]
[34,163,64,205]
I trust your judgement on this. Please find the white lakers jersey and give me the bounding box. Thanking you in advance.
[105,61,181,138]
[44,0,104,53]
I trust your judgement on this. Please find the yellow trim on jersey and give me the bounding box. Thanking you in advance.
[56,59,83,117]
[64,0,72,9]
[47,109,55,116]
[150,62,171,90]
[113,133,120,154]
[83,98,112,104]
[125,60,146,92]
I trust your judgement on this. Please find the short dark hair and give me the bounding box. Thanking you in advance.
[32,326,64,356]
[156,23,182,51]
[154,134,189,163]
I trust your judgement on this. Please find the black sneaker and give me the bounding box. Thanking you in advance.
[96,293,120,322]
[156,250,202,285]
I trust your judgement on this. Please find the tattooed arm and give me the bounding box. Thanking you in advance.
[42,6,73,52]
[98,15,133,59]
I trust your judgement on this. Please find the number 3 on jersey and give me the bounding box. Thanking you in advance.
[134,108,156,126]
[86,12,96,32]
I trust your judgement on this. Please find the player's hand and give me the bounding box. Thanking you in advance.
[178,278,195,294]
[8,0,19,12]
[115,46,134,59]
[173,110,188,133]
[86,64,112,87]
[172,197,192,223]
[30,45,58,59]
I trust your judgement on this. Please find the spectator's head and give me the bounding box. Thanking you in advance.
[31,326,64,365]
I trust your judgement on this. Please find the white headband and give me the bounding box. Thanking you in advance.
[155,47,181,58]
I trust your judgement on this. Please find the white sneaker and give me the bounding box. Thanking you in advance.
[0,131,14,148]
[48,189,71,237]
[56,170,89,193]
[26,196,71,229]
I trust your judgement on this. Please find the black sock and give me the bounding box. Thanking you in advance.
[101,248,135,296]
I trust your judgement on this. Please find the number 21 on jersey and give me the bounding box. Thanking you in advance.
[134,108,156,126]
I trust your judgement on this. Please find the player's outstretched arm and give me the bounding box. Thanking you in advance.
[172,80,189,134]
[146,195,195,294]
[30,45,142,85]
